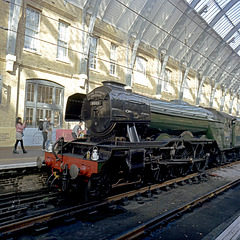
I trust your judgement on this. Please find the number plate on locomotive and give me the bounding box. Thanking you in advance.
[90,101,102,106]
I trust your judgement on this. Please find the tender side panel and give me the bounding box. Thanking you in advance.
[233,119,240,148]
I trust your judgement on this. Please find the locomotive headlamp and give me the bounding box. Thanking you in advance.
[91,147,99,161]
[69,164,79,179]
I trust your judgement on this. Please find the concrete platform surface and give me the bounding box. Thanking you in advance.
[0,146,44,169]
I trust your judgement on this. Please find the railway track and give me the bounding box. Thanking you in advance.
[0,161,239,239]
[0,171,207,239]
[0,190,60,227]
[111,178,240,240]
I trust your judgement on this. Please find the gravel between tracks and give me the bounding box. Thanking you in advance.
[208,163,240,181]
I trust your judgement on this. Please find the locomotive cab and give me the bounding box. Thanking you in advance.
[65,93,86,121]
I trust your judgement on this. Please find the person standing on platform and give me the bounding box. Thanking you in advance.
[42,117,51,151]
[45,126,53,151]
[72,121,83,139]
[13,117,27,154]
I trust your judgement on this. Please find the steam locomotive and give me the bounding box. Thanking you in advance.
[38,81,240,200]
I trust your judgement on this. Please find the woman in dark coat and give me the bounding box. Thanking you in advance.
[13,117,27,154]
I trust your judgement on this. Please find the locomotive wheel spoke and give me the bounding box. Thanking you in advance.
[178,164,191,176]
[221,155,227,164]
[153,167,166,182]
[194,160,206,171]
[215,155,223,166]
[168,166,177,178]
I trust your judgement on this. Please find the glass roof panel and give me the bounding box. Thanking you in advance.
[213,15,233,38]
[229,32,240,49]
[216,0,232,8]
[187,0,240,55]
[195,0,220,23]
[226,1,240,25]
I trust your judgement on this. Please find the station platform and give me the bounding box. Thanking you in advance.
[0,146,44,169]
[215,215,240,240]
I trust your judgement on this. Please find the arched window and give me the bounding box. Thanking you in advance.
[25,79,64,128]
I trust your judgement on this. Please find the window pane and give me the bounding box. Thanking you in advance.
[25,7,39,51]
[134,56,147,85]
[37,108,44,122]
[163,69,172,91]
[89,37,97,69]
[49,88,53,104]
[110,63,116,75]
[110,44,117,60]
[26,108,33,126]
[37,85,42,103]
[26,7,39,31]
[27,83,34,102]
[54,110,61,128]
[57,21,68,60]
[37,85,53,104]
[46,109,52,120]
[110,43,117,75]
[183,78,192,100]
[55,88,62,105]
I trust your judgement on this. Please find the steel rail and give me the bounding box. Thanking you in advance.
[0,161,238,238]
[0,172,202,237]
[111,178,240,240]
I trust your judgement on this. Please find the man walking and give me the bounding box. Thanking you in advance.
[42,117,51,151]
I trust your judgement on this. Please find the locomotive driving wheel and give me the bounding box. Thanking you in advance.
[171,141,193,177]
[194,159,207,171]
[153,166,167,182]
[87,171,111,199]
[176,164,191,176]
[193,147,208,171]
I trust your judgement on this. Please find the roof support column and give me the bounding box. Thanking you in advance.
[125,19,148,86]
[79,0,101,90]
[209,69,228,107]
[220,89,228,112]
[156,53,169,97]
[220,81,236,112]
[6,0,22,72]
[196,76,206,106]
[210,82,218,108]
[229,92,237,115]
[179,63,189,100]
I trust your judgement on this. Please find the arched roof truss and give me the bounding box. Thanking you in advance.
[67,0,240,93]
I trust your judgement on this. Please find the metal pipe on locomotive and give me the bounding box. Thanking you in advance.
[37,81,240,200]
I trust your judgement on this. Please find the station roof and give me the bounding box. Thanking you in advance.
[67,0,240,92]
[187,0,240,55]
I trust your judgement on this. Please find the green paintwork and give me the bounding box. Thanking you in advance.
[149,104,240,151]
[150,112,210,136]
